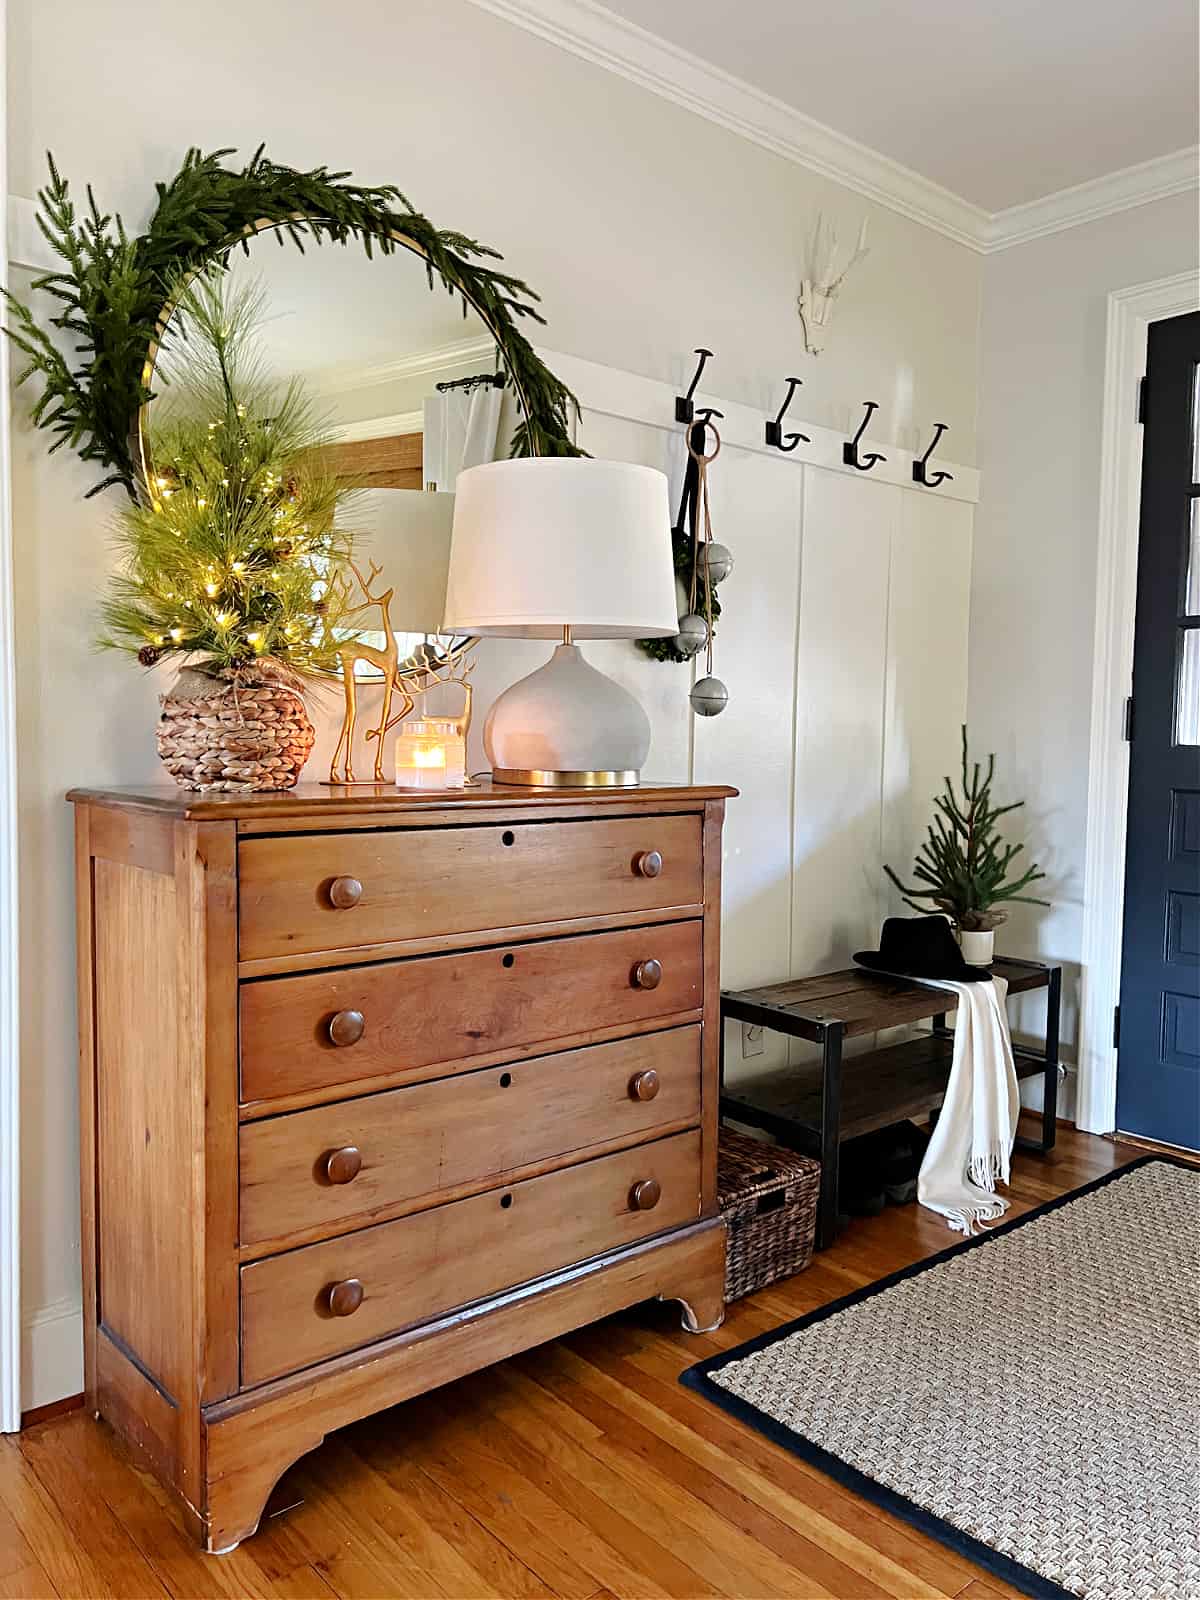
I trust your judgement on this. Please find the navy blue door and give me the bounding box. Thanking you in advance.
[1116,311,1200,1150]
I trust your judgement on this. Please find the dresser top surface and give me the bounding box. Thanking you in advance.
[67,778,737,821]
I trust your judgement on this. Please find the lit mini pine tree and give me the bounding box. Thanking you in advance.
[884,727,1049,931]
[99,268,356,679]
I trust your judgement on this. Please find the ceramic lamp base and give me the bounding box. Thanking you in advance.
[484,643,650,787]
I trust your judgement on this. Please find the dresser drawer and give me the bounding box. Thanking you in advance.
[238,814,702,960]
[239,1026,702,1247]
[240,1130,702,1385]
[240,920,703,1105]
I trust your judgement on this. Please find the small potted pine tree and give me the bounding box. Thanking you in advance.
[99,270,358,791]
[883,727,1048,963]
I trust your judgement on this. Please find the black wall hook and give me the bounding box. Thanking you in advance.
[765,377,810,452]
[676,348,714,423]
[843,401,886,471]
[913,422,954,488]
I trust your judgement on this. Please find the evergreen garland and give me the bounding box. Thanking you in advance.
[3,146,582,499]
[883,726,1049,931]
[98,270,358,678]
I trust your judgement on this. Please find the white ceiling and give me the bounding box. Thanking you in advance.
[596,0,1199,212]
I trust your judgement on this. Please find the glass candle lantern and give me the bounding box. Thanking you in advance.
[393,717,466,790]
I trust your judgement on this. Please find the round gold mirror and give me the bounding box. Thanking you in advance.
[138,223,531,683]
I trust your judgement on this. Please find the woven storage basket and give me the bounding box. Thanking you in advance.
[718,1128,821,1301]
[157,670,315,793]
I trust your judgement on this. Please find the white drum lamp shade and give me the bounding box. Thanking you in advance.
[443,458,679,784]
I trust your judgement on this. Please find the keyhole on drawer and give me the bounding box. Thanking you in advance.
[499,1072,512,1087]
[502,952,515,968]
[500,1192,513,1209]
[501,830,515,846]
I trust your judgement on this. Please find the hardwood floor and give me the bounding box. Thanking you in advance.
[2,1124,1136,1600]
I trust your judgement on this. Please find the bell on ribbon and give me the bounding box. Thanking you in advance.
[675,613,709,659]
[690,676,729,717]
[701,542,733,585]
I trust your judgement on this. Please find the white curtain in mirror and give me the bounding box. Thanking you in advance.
[423,384,503,491]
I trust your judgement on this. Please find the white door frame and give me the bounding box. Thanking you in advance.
[0,0,23,1433]
[1076,269,1200,1135]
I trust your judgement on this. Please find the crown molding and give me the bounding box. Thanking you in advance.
[983,147,1199,251]
[467,0,1199,255]
[465,0,988,250]
[316,337,496,395]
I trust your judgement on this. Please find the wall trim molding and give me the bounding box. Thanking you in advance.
[333,409,424,444]
[466,0,1197,254]
[983,148,1200,251]
[21,1298,83,1417]
[1077,270,1199,1135]
[316,337,496,396]
[0,0,23,1436]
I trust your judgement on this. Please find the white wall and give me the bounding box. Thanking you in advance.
[970,190,1200,1091]
[7,0,983,1406]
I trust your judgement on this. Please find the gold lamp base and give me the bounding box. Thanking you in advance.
[491,767,640,788]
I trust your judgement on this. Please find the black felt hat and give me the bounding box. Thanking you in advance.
[853,915,991,983]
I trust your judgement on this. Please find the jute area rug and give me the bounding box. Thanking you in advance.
[682,1157,1199,1600]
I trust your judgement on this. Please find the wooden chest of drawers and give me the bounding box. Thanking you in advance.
[69,780,732,1552]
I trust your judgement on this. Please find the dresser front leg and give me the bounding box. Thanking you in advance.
[202,1428,327,1555]
[657,1216,727,1334]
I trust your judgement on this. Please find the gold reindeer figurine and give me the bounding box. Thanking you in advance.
[329,559,412,784]
[328,558,476,785]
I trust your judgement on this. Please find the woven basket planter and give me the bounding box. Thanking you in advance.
[718,1128,821,1301]
[157,670,316,793]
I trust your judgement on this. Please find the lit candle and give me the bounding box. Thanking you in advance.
[394,717,466,790]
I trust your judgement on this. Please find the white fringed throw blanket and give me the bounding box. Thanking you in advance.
[917,976,1020,1235]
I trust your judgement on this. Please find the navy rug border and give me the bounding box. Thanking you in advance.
[680,1154,1194,1600]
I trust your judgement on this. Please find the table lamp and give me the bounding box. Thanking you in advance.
[443,458,678,786]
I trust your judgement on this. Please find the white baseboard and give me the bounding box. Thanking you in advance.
[21,1297,83,1414]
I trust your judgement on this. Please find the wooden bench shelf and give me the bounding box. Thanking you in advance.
[720,958,1062,1250]
[721,1034,1047,1145]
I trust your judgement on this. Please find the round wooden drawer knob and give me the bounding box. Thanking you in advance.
[328,1008,365,1047]
[328,876,363,910]
[633,850,663,879]
[326,1278,364,1317]
[629,1069,661,1102]
[632,958,663,991]
[630,1178,661,1211]
[324,1145,362,1185]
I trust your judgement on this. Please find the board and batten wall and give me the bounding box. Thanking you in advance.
[443,353,977,1089]
[6,0,983,1408]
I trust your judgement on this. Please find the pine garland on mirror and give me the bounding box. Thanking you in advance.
[2,146,582,500]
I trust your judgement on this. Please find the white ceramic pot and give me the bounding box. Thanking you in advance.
[958,927,995,965]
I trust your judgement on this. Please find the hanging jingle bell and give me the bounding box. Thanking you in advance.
[675,612,709,659]
[690,676,729,717]
[701,542,734,585]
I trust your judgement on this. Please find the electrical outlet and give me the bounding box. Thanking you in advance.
[741,1022,764,1058]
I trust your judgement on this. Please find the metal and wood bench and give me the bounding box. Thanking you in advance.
[719,958,1061,1250]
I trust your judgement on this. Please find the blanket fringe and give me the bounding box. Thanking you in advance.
[968,1149,1009,1192]
[937,1199,1010,1238]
